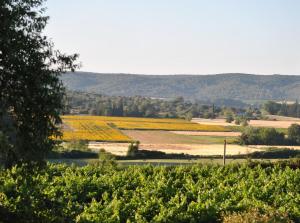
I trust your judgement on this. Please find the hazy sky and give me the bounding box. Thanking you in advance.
[45,0,300,75]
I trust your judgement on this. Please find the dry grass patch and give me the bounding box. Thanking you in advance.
[171,131,241,137]
[88,142,262,156]
[193,117,300,129]
[138,144,262,156]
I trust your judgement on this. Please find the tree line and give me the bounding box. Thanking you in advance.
[264,101,300,118]
[64,91,254,120]
[239,124,300,146]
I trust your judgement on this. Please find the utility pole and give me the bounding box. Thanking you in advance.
[223,139,227,165]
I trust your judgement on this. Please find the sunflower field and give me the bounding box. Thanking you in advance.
[60,116,229,141]
[61,117,132,142]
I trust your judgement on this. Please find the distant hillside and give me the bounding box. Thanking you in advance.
[61,72,300,101]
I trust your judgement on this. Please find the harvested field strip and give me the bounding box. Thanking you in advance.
[88,142,262,156]
[114,121,229,131]
[122,130,237,144]
[170,131,241,137]
[139,144,261,156]
[193,117,300,129]
[88,142,300,157]
[267,115,300,121]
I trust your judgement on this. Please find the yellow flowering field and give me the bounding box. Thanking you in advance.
[60,116,230,141]
[61,118,132,142]
[111,121,228,131]
[63,115,190,123]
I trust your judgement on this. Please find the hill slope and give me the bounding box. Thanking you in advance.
[61,72,300,101]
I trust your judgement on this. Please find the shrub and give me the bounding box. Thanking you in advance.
[127,141,140,157]
[239,127,285,145]
[287,124,300,145]
[222,208,293,223]
[241,119,249,127]
[235,117,241,125]
[225,113,234,123]
[64,140,90,151]
[259,128,285,145]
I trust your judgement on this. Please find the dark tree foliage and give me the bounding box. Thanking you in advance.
[0,0,78,167]
[239,127,286,145]
[264,100,300,118]
[127,141,140,157]
[287,124,300,145]
[64,91,254,119]
[225,112,234,123]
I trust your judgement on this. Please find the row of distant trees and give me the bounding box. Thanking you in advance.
[66,94,300,123]
[65,91,250,120]
[224,106,263,127]
[264,101,300,118]
[239,124,300,145]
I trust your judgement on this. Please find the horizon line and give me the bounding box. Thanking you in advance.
[70,70,300,76]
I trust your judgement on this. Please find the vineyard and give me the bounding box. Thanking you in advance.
[0,162,299,222]
[60,116,229,141]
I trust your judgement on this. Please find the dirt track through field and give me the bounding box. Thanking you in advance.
[122,130,238,144]
[171,131,241,136]
[123,130,210,144]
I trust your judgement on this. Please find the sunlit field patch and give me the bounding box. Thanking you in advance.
[61,118,132,142]
[63,116,229,130]
[59,116,230,141]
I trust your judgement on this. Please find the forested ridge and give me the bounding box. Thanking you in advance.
[61,72,300,101]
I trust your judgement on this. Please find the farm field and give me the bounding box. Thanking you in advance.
[122,130,237,144]
[138,144,262,156]
[61,115,300,157]
[88,142,263,156]
[170,131,241,136]
[193,117,300,128]
[267,114,300,121]
[62,115,229,131]
[61,116,231,141]
[112,120,228,131]
[61,117,132,142]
